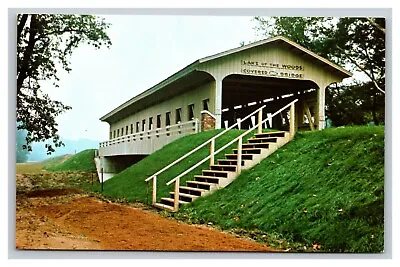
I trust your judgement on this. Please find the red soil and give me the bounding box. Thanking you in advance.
[16,189,279,252]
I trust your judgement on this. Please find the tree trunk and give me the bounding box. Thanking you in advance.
[17,14,37,94]
[372,89,378,125]
[17,14,28,44]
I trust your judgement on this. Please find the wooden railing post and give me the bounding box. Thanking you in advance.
[101,168,104,192]
[174,177,180,211]
[210,139,215,166]
[237,136,242,174]
[152,176,157,205]
[237,118,241,130]
[290,102,295,138]
[258,108,263,134]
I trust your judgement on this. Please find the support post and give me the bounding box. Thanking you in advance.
[237,136,243,174]
[210,139,215,166]
[258,108,263,134]
[237,118,241,130]
[214,78,223,129]
[152,176,157,205]
[290,103,296,139]
[174,177,180,212]
[267,113,272,128]
[101,168,104,192]
[303,102,315,131]
[194,119,199,133]
[316,86,326,130]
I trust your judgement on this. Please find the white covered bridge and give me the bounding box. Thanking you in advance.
[95,36,351,190]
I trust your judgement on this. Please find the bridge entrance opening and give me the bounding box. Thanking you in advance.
[221,74,320,131]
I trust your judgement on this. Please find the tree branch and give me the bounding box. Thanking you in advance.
[367,18,385,34]
[34,28,86,42]
[336,44,385,94]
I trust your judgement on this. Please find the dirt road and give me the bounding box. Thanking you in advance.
[15,167,279,252]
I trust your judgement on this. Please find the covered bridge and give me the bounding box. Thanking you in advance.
[96,35,352,180]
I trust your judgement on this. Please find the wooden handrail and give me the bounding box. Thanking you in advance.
[145,105,266,183]
[166,99,298,186]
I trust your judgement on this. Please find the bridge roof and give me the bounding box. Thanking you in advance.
[100,35,351,123]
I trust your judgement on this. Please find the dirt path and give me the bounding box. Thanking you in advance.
[16,188,278,251]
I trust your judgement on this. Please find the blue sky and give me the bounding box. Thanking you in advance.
[41,15,260,142]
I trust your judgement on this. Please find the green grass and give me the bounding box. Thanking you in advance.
[171,126,384,253]
[41,155,70,169]
[45,149,97,172]
[90,129,268,203]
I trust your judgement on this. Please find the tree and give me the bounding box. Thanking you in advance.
[16,125,30,163]
[16,14,112,154]
[326,82,385,126]
[253,16,385,125]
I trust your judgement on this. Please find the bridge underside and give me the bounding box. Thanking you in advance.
[221,74,319,130]
[96,120,199,181]
[95,154,148,182]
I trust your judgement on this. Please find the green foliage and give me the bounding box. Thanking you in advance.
[16,14,112,154]
[253,16,385,126]
[326,83,385,126]
[45,149,97,172]
[174,126,384,252]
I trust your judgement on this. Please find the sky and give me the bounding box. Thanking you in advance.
[36,13,383,143]
[40,15,261,142]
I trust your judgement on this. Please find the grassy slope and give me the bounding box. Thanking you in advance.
[45,149,97,172]
[173,126,384,252]
[93,129,260,203]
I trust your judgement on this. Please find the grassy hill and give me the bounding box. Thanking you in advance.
[81,126,384,252]
[44,149,97,172]
[91,129,255,203]
[173,126,385,253]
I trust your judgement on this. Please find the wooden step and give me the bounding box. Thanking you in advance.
[179,186,207,196]
[187,180,216,190]
[210,164,237,172]
[202,169,231,177]
[233,148,263,155]
[154,202,175,211]
[247,137,278,144]
[169,191,199,202]
[242,143,270,149]
[254,131,286,138]
[160,197,189,206]
[225,154,253,160]
[194,175,224,184]
[217,159,245,166]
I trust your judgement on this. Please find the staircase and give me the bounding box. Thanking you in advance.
[145,99,298,212]
[154,131,290,211]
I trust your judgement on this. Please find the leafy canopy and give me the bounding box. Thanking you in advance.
[253,16,385,125]
[17,14,112,154]
[254,16,385,93]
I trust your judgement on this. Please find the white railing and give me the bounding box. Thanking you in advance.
[146,99,297,211]
[100,120,199,148]
[169,99,297,211]
[145,105,267,208]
